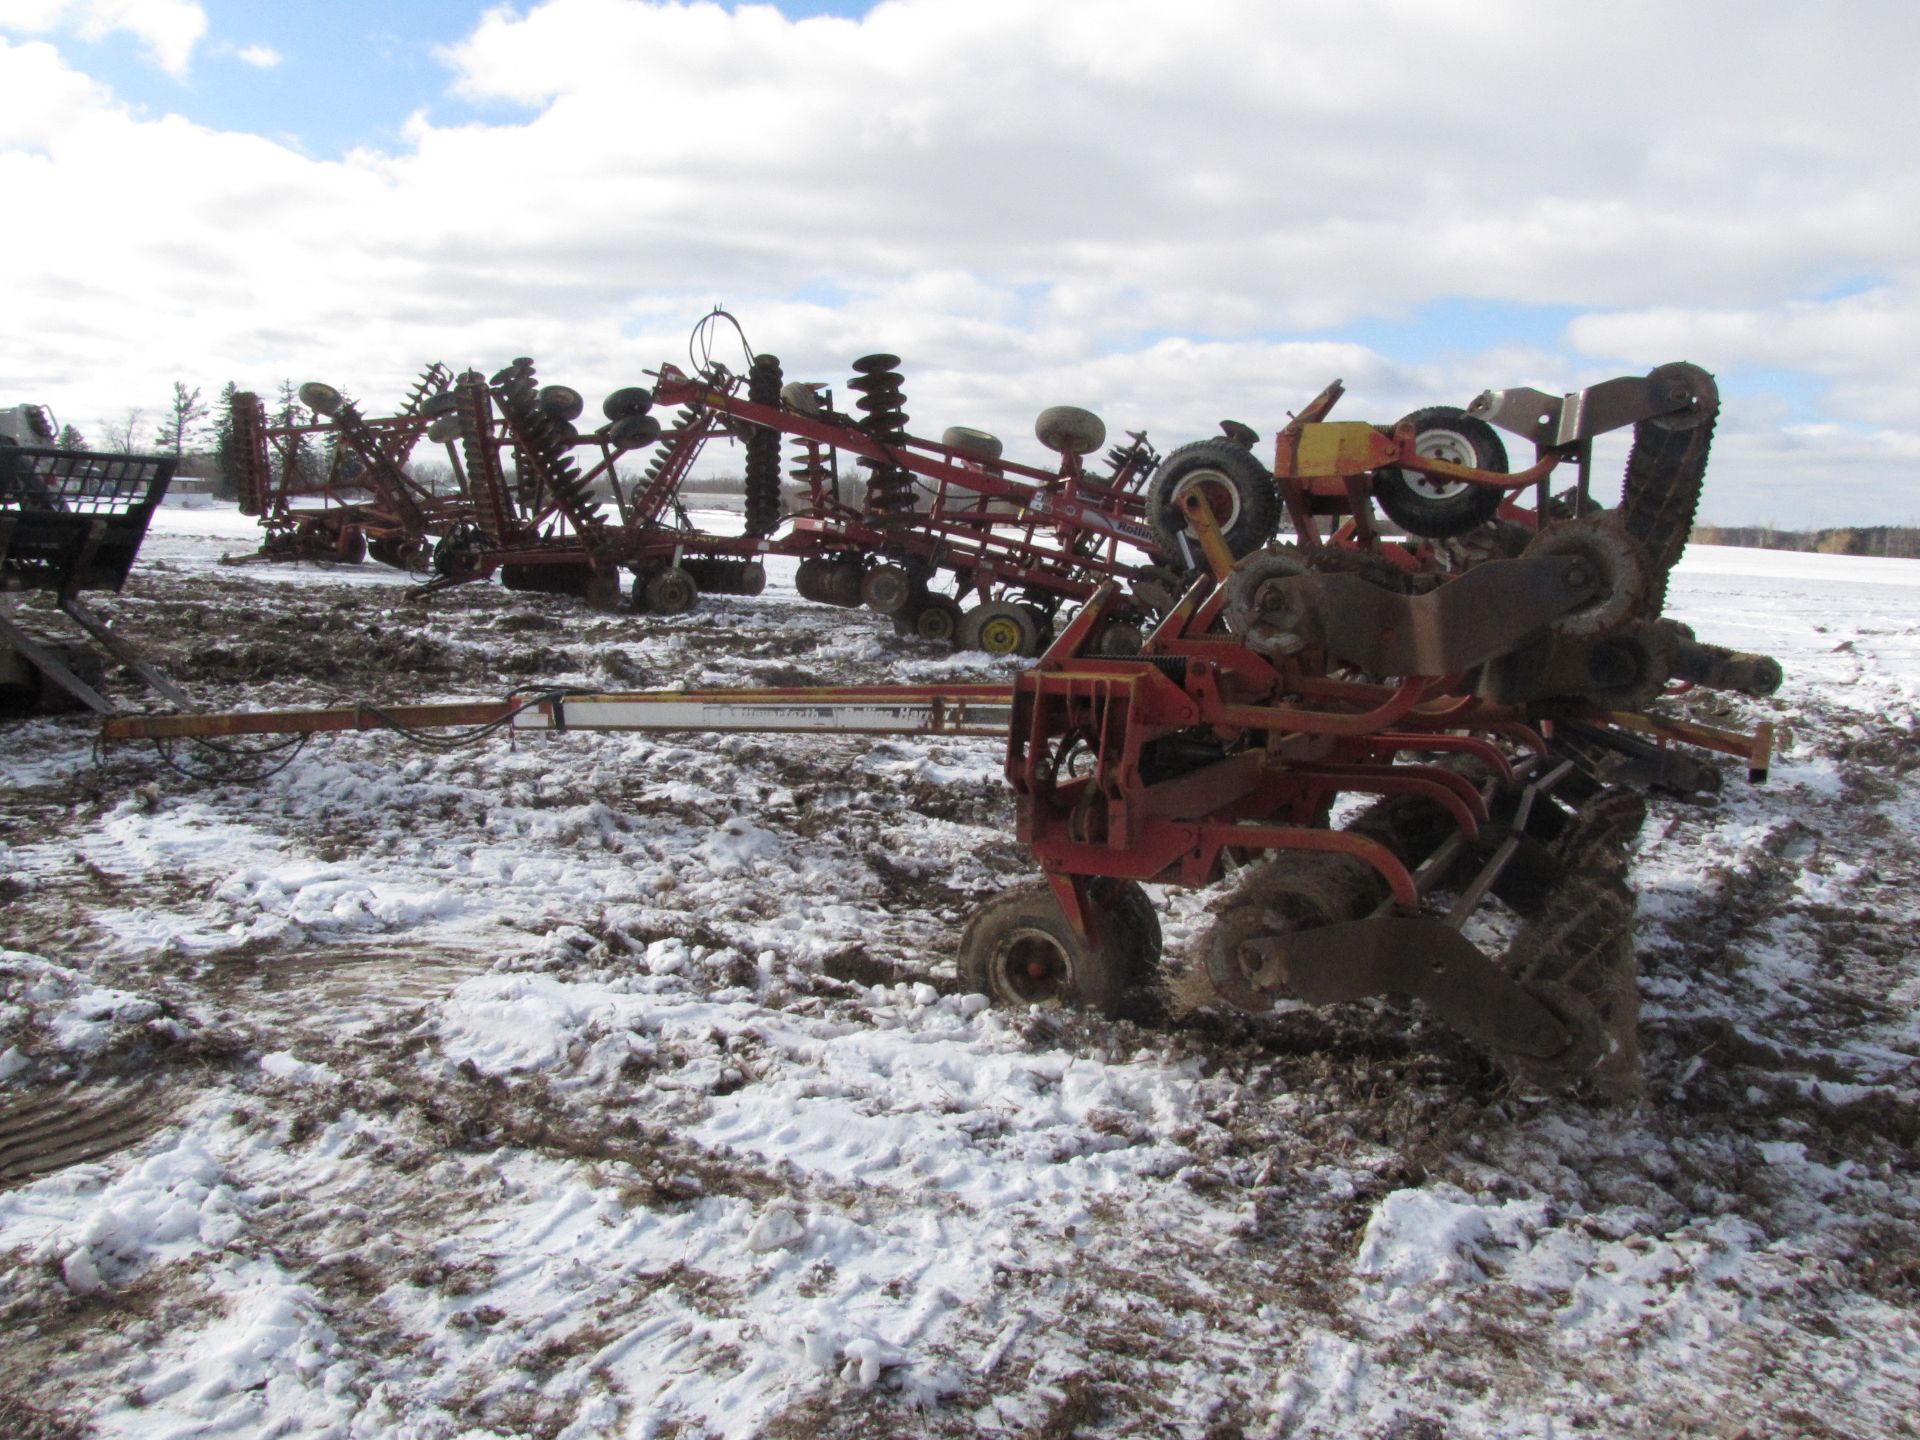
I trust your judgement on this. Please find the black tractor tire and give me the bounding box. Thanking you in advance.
[538,385,585,423]
[1146,439,1281,566]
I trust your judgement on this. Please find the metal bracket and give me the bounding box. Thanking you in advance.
[1467,372,1697,449]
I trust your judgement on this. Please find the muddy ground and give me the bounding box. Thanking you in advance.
[1,536,1916,1438]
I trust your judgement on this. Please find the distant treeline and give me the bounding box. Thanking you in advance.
[1693,525,1920,559]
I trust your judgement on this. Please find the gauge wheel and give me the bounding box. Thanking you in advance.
[958,882,1132,1016]
[643,565,698,615]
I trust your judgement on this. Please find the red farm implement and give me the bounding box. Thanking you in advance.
[100,358,1782,1097]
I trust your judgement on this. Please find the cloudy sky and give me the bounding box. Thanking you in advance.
[3,0,1917,526]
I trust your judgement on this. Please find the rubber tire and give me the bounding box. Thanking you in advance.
[602,387,653,421]
[335,528,367,564]
[610,414,663,451]
[422,390,460,419]
[426,415,462,445]
[1373,408,1508,540]
[1146,439,1281,565]
[960,600,1041,657]
[298,382,342,416]
[912,595,964,643]
[957,882,1132,1016]
[644,566,698,615]
[943,426,1004,462]
[539,385,585,423]
[1035,405,1106,457]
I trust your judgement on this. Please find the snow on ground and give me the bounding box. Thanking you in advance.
[1,514,1917,1438]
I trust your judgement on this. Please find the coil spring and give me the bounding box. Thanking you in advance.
[744,354,784,537]
[848,352,916,521]
[488,357,603,537]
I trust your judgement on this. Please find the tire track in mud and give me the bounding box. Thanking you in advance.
[0,1083,171,1191]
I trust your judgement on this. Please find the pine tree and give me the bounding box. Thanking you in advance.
[209,381,241,501]
[274,380,318,485]
[153,381,208,461]
[56,423,88,451]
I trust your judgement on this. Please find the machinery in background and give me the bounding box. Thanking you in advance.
[1,420,185,717]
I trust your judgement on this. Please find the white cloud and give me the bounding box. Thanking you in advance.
[232,42,280,70]
[0,0,209,77]
[4,1,1920,523]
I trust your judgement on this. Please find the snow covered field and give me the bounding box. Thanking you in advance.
[2,511,1917,1438]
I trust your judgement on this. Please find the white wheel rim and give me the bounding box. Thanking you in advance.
[1174,467,1243,532]
[1397,427,1478,500]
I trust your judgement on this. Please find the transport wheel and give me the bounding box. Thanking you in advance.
[602,386,653,421]
[912,594,964,643]
[422,390,460,419]
[737,561,767,597]
[538,385,584,422]
[297,381,342,416]
[1146,439,1281,564]
[943,425,1004,462]
[960,600,1041,657]
[1372,407,1508,540]
[957,882,1133,1016]
[426,415,462,445]
[1091,620,1145,656]
[1034,405,1107,457]
[335,527,367,564]
[860,563,915,615]
[644,565,698,615]
[609,414,662,451]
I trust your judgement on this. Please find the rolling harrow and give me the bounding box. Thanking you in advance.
[101,359,1782,1097]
